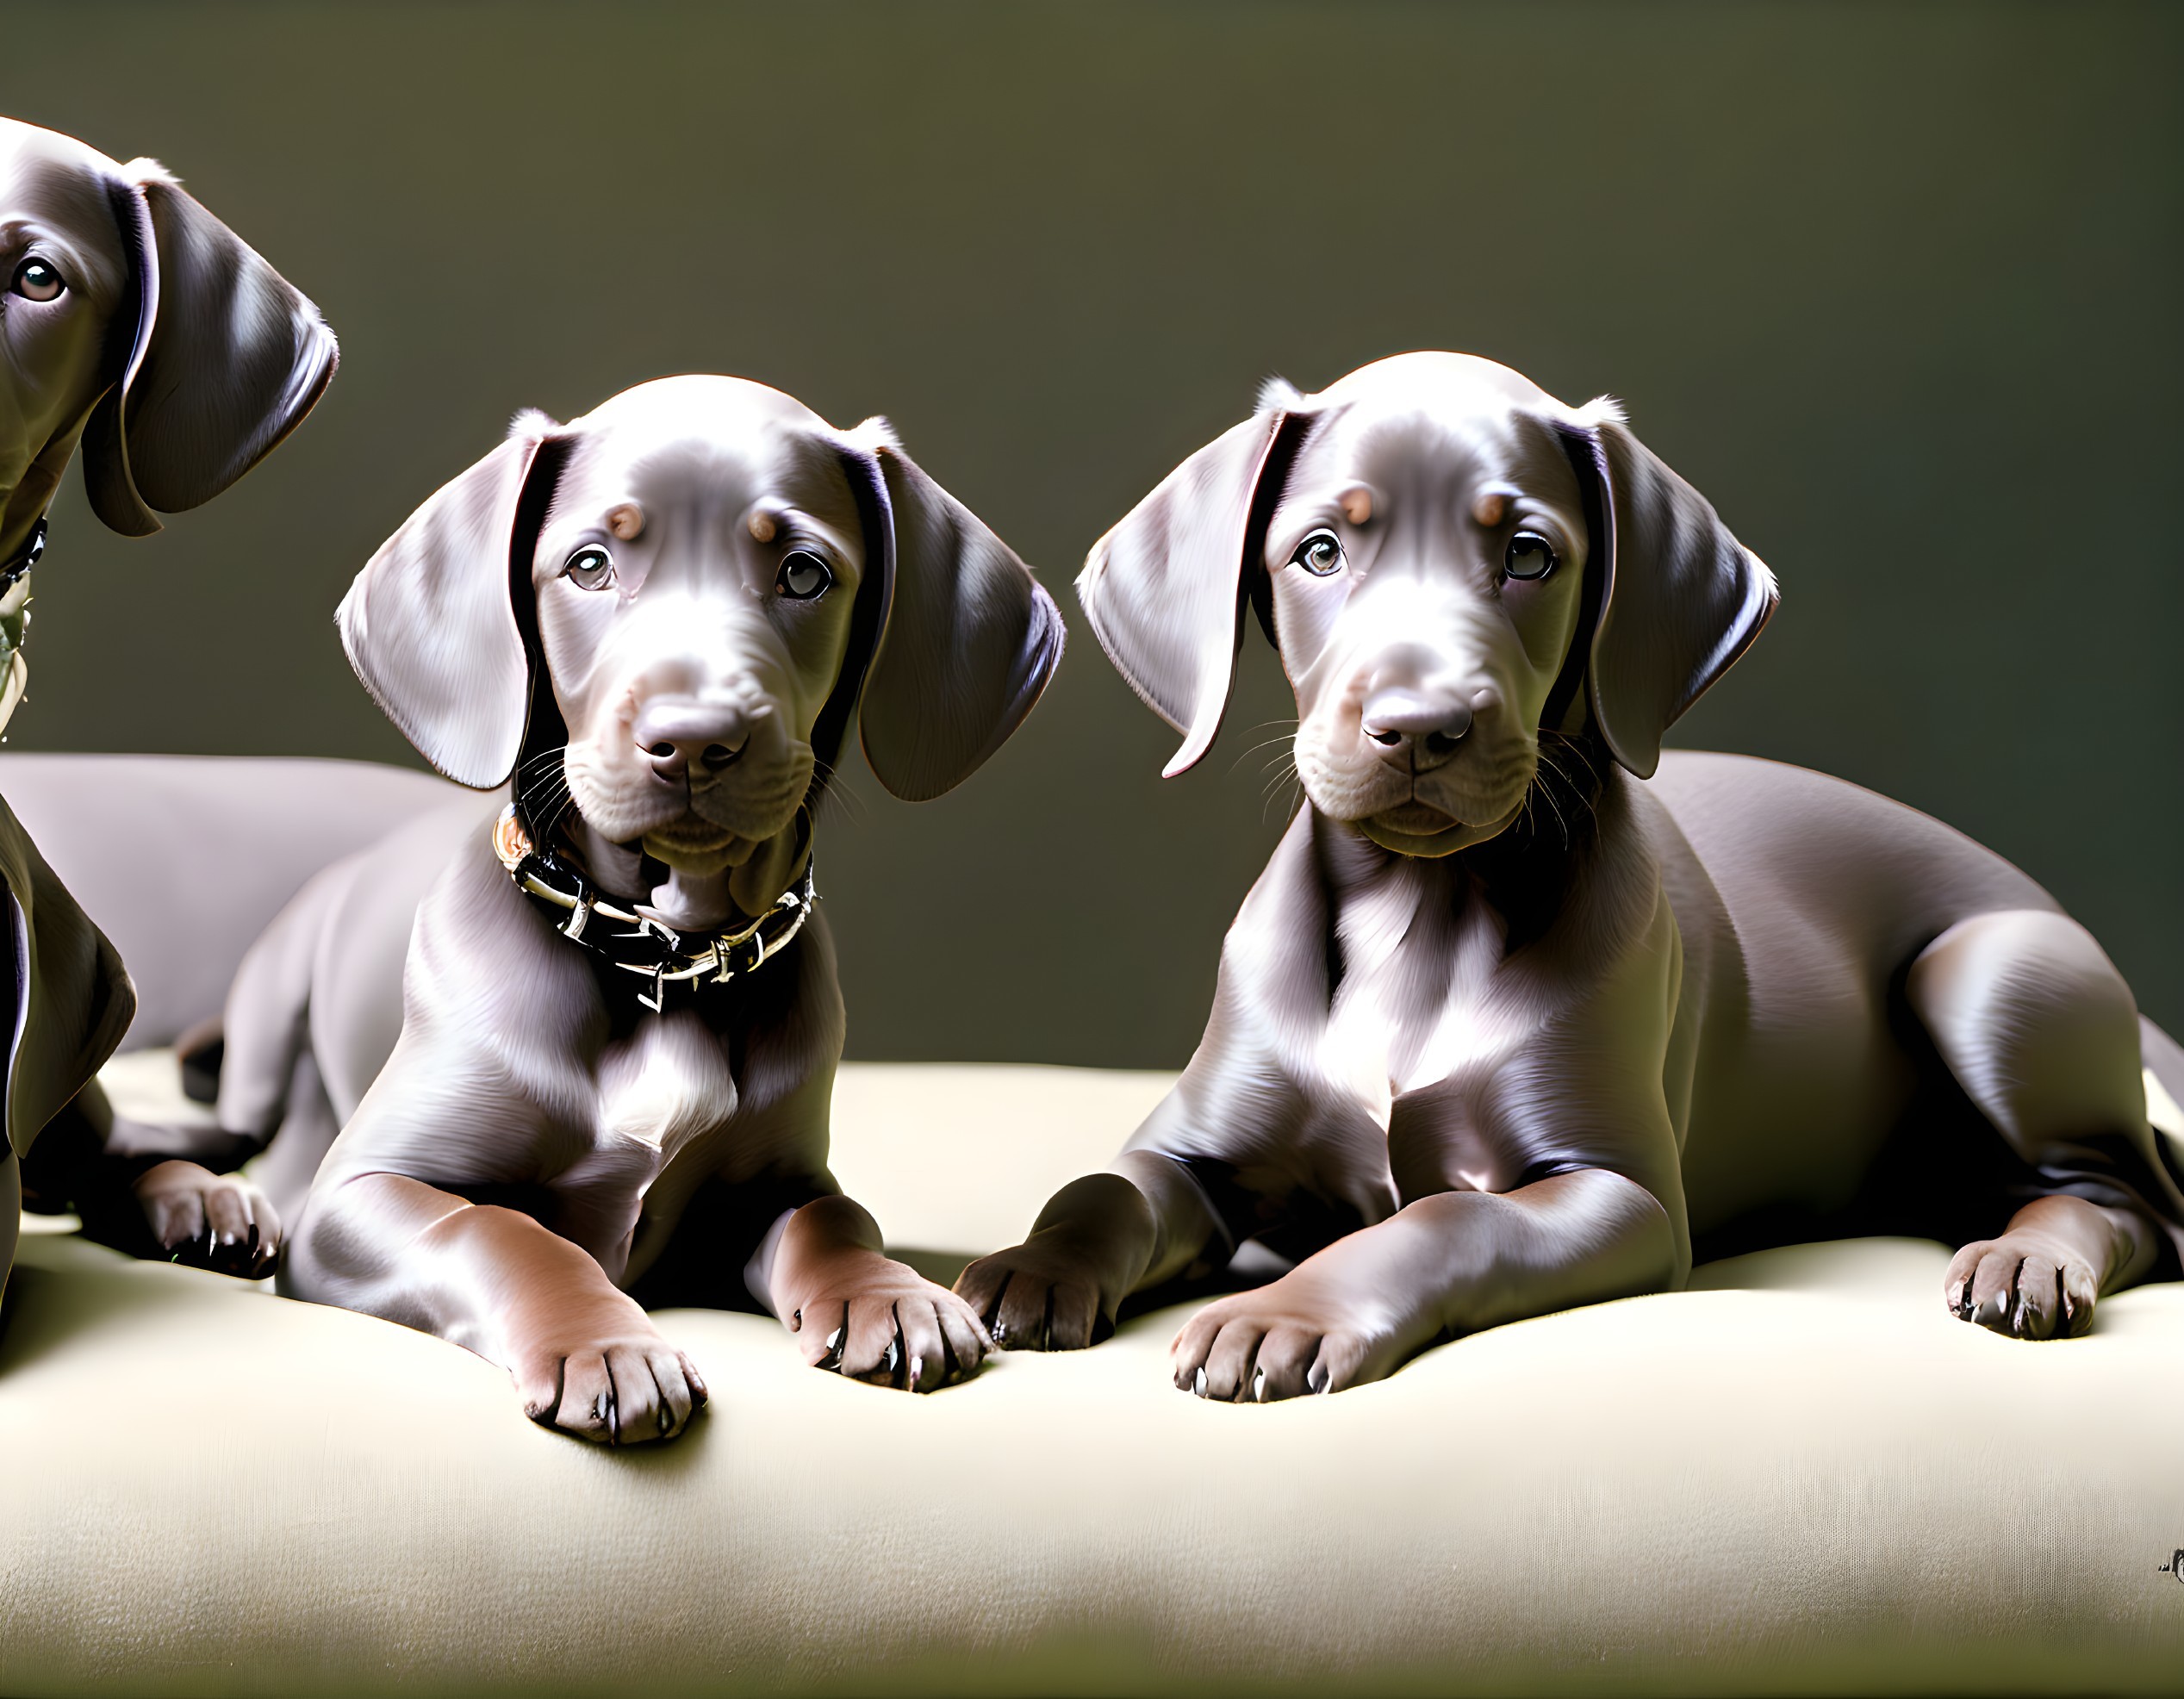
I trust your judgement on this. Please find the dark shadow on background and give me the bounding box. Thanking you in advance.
[2,1,2177,1063]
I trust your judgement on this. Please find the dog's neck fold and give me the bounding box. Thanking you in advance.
[1313,749,1618,963]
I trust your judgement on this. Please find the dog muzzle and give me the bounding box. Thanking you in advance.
[492,803,817,1013]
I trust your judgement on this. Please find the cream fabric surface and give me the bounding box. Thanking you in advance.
[3,1059,2183,1697]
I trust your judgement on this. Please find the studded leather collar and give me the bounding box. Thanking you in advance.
[492,805,815,1012]
[0,518,46,595]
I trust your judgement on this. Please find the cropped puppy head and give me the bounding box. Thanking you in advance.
[0,117,337,552]
[1080,352,1775,856]
[339,376,1062,869]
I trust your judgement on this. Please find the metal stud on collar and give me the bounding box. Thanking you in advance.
[0,518,47,596]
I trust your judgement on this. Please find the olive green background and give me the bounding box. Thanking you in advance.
[3,2,2178,1064]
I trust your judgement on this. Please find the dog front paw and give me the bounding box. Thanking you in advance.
[134,1160,281,1278]
[954,1240,1116,1352]
[512,1326,708,1446]
[784,1252,987,1391]
[1170,1279,1416,1403]
[1946,1233,2100,1340]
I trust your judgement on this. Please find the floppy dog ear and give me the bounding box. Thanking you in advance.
[1076,407,1297,778]
[1565,414,1778,780]
[82,162,338,537]
[849,427,1064,803]
[335,418,557,789]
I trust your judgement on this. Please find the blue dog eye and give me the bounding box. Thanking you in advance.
[1504,532,1557,581]
[1291,529,1345,576]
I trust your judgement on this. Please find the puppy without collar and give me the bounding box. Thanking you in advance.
[281,376,1061,1442]
[957,351,2184,1400]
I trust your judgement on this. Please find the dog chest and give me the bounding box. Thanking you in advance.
[590,1012,740,1169]
[1324,860,1528,1108]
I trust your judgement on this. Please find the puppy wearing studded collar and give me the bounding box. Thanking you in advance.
[280,376,1061,1442]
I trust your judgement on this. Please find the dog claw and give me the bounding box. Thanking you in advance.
[1253,1366,1266,1402]
[1192,1366,1208,1398]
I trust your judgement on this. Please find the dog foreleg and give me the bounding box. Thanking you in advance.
[767,1194,992,1391]
[954,1148,1228,1352]
[285,1171,706,1444]
[82,870,340,1278]
[1169,1167,1678,1401]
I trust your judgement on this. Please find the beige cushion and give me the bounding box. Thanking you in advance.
[5,1060,2183,1696]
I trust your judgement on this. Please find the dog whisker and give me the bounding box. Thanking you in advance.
[806,758,869,827]
[1226,725,1302,777]
[1536,772,1571,851]
[1260,753,1302,823]
[516,745,571,790]
[1515,732,1604,856]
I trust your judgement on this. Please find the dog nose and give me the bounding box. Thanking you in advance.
[632,700,749,781]
[1361,687,1476,772]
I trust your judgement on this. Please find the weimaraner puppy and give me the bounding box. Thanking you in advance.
[0,116,335,1306]
[956,351,2184,1401]
[280,375,1062,1441]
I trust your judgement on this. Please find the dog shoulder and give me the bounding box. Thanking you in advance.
[400,821,604,1060]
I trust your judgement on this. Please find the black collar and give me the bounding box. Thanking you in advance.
[493,805,816,1012]
[0,518,47,596]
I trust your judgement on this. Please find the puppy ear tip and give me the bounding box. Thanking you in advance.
[118,157,180,190]
[84,477,163,538]
[1160,735,1211,780]
[1596,727,1658,781]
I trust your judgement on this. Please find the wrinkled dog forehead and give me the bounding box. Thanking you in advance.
[1295,350,1573,419]
[547,377,865,542]
[1278,352,1598,482]
[568,372,835,442]
[0,124,131,294]
[0,117,115,191]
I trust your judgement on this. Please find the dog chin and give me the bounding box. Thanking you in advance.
[1358,801,1525,859]
[1306,781,1528,860]
[639,818,755,874]
[639,797,806,873]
